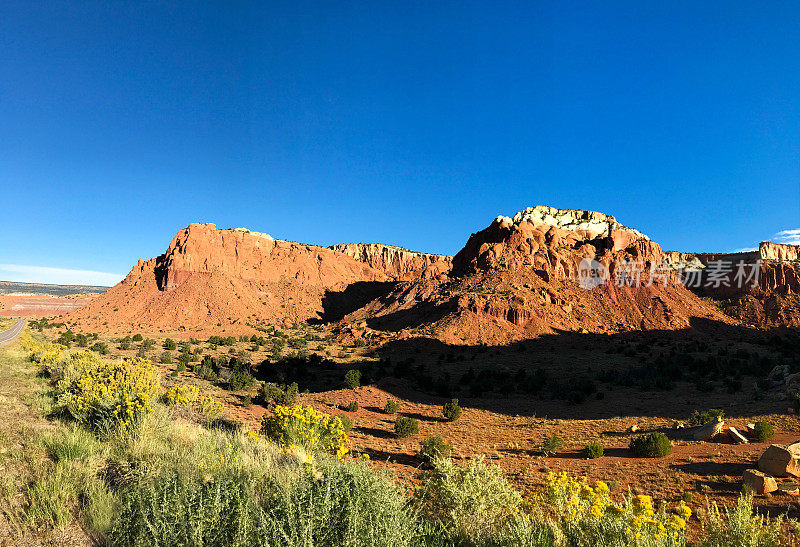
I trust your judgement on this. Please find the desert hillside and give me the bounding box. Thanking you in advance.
[65,207,800,339]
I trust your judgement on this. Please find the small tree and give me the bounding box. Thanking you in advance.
[582,441,604,459]
[384,400,400,414]
[630,432,671,457]
[541,436,563,456]
[419,435,451,465]
[442,398,462,422]
[344,369,361,389]
[752,421,775,442]
[395,416,419,438]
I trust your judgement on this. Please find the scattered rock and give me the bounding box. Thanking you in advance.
[626,424,639,433]
[693,417,724,441]
[672,421,685,430]
[779,482,800,495]
[758,444,800,478]
[728,427,748,444]
[743,469,778,494]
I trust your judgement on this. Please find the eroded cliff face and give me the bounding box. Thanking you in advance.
[347,206,729,344]
[452,206,665,281]
[328,243,452,281]
[760,242,800,262]
[155,224,386,291]
[68,223,390,334]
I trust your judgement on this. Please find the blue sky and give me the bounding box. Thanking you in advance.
[1,1,798,285]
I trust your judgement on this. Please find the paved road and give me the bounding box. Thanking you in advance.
[0,319,25,346]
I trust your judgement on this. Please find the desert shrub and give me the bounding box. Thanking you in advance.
[353,338,366,347]
[90,342,109,355]
[258,382,298,406]
[384,400,400,414]
[260,461,418,547]
[164,384,199,407]
[419,435,451,465]
[630,432,672,458]
[196,395,224,419]
[339,415,354,432]
[699,492,784,547]
[175,361,187,372]
[227,367,255,391]
[442,398,462,422]
[262,404,349,459]
[159,351,173,364]
[545,471,689,546]
[415,456,523,540]
[345,401,358,412]
[55,356,160,431]
[132,334,143,342]
[344,369,361,389]
[582,441,604,459]
[688,408,724,426]
[394,416,419,438]
[541,436,564,456]
[163,338,177,350]
[24,338,67,366]
[751,421,774,442]
[242,395,252,406]
[110,471,257,547]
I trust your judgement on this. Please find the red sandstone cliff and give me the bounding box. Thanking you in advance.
[328,243,452,281]
[343,206,730,344]
[67,224,390,334]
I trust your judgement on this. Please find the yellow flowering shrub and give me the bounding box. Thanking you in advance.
[23,335,66,367]
[261,404,349,459]
[544,472,687,546]
[196,395,224,418]
[165,384,200,407]
[55,356,160,431]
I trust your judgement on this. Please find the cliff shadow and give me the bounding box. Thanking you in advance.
[311,281,399,324]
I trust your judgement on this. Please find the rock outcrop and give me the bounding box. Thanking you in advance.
[452,206,665,281]
[68,224,390,334]
[64,208,797,338]
[346,206,729,344]
[761,242,800,262]
[328,243,452,281]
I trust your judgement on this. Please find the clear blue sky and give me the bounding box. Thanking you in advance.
[1,1,798,285]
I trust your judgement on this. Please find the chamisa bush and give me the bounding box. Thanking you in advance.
[55,356,161,432]
[544,471,690,546]
[415,456,525,541]
[582,441,604,459]
[164,384,199,407]
[442,398,462,422]
[196,395,224,419]
[630,432,672,458]
[394,416,419,438]
[262,404,349,459]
